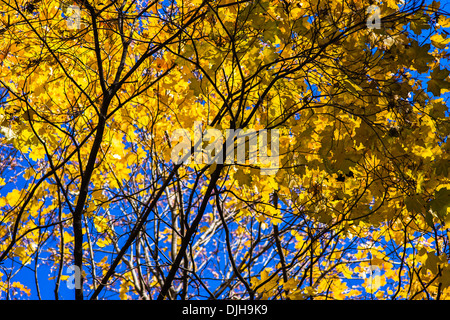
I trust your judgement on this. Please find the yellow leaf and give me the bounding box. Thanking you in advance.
[291,8,304,19]
[266,205,282,225]
[282,278,298,291]
[14,247,30,265]
[344,79,362,95]
[370,257,385,266]
[63,231,74,243]
[431,34,450,49]
[11,282,31,296]
[97,237,111,248]
[6,189,22,206]
[29,145,46,161]
[438,15,450,28]
[24,167,35,180]
[119,281,130,300]
[303,286,316,296]
[99,256,109,266]
[93,215,109,233]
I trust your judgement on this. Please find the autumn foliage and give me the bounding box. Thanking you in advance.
[0,0,449,300]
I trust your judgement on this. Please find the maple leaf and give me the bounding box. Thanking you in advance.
[438,15,450,28]
[428,66,450,96]
[0,0,448,302]
[430,188,450,220]
[405,196,425,214]
[410,14,431,35]
[406,41,434,73]
[431,33,450,49]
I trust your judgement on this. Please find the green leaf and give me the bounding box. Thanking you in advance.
[435,159,449,177]
[440,267,450,288]
[410,14,431,35]
[430,188,450,219]
[425,252,440,274]
[429,99,448,118]
[405,195,425,214]
[234,168,252,187]
[406,41,433,73]
[425,210,435,228]
[431,33,450,49]
[431,66,449,80]
[428,79,444,96]
[428,67,450,96]
[189,77,202,96]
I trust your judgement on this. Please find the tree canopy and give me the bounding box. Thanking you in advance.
[0,0,449,300]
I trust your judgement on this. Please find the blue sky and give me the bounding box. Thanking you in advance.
[0,0,450,300]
